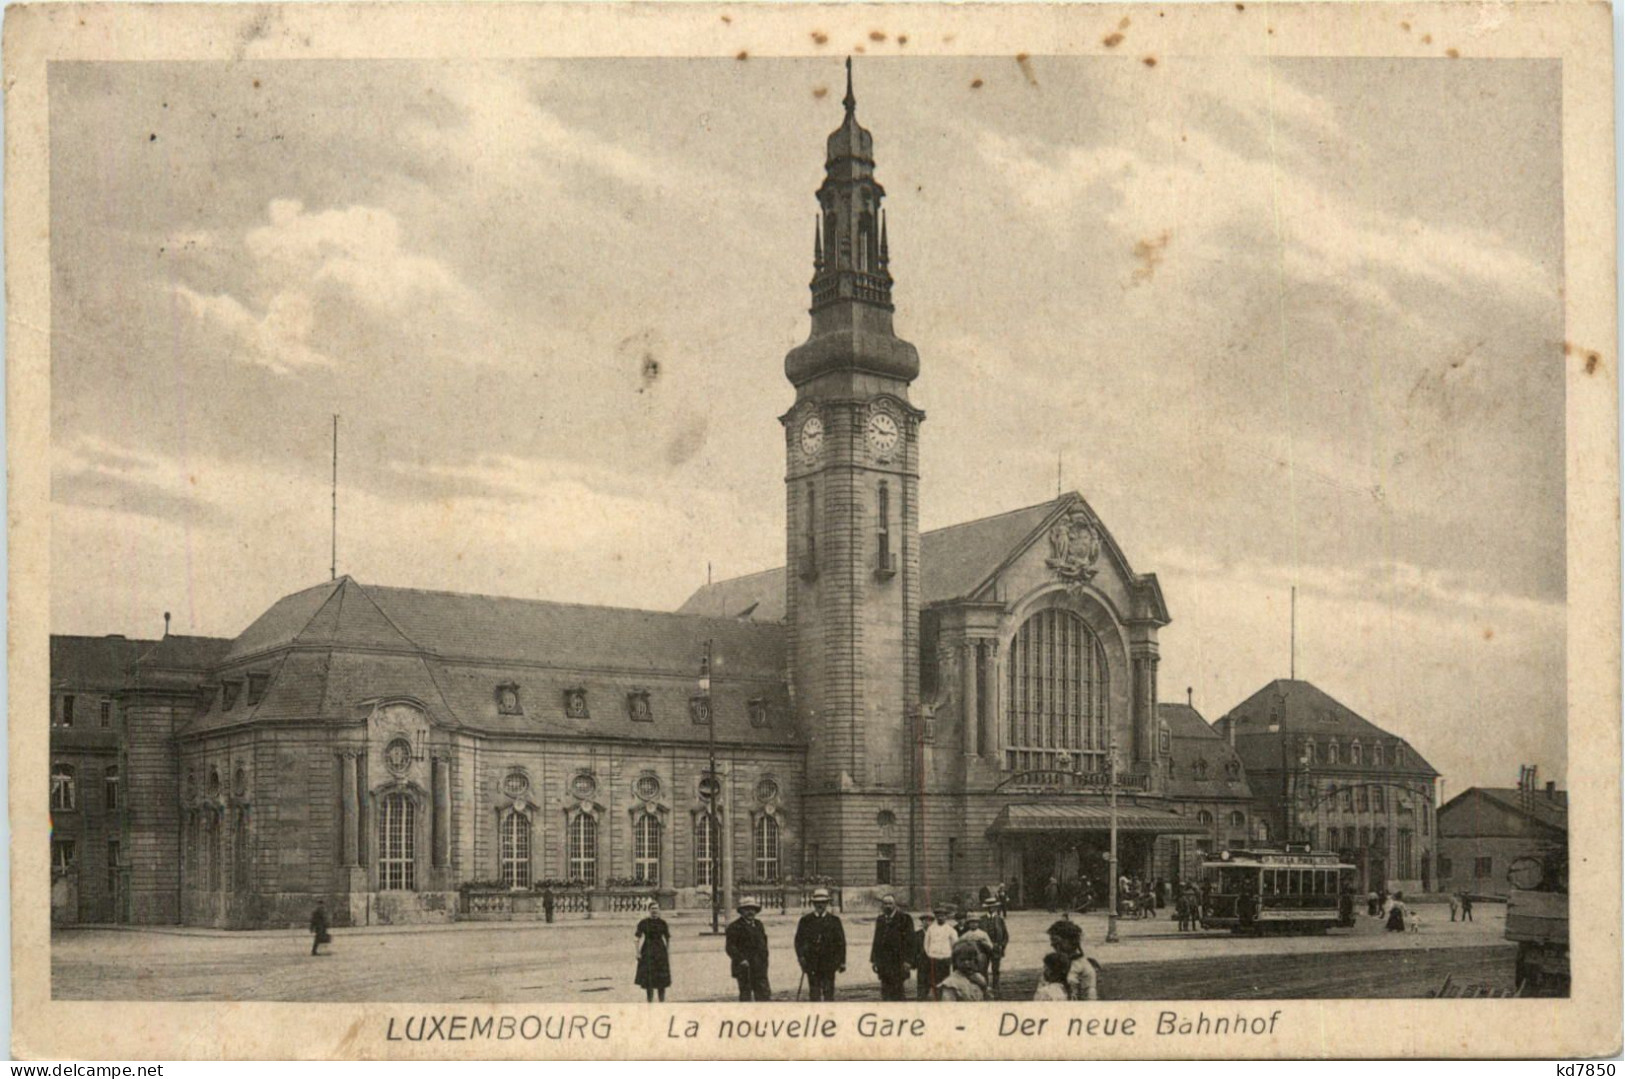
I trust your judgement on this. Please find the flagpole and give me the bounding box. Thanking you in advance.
[702,639,720,935]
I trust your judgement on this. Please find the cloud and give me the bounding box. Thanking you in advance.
[169,199,484,375]
[52,437,229,527]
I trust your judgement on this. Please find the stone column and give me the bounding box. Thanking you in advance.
[659,813,673,893]
[433,754,451,869]
[961,638,979,760]
[340,752,359,867]
[721,802,735,916]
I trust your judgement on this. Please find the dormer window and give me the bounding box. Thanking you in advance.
[748,698,769,728]
[1370,744,1383,767]
[245,673,268,706]
[495,683,523,716]
[689,695,712,726]
[1350,741,1362,765]
[221,681,242,711]
[1327,742,1340,765]
[627,691,653,723]
[563,689,589,720]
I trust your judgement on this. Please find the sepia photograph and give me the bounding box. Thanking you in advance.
[9,1,1618,1060]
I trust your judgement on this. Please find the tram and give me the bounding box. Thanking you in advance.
[1199,847,1358,934]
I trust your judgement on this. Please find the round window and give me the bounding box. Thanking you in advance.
[570,772,597,799]
[385,738,412,776]
[698,775,721,801]
[755,777,780,803]
[635,774,661,801]
[502,770,529,798]
[876,809,897,829]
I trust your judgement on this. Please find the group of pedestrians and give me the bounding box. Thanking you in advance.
[1447,891,1475,922]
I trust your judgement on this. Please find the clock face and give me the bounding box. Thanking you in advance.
[866,411,900,455]
[798,416,824,458]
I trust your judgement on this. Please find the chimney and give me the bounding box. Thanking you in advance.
[1186,686,1193,709]
[1545,781,1557,801]
[163,611,171,638]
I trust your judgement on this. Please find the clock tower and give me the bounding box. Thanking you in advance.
[783,61,923,890]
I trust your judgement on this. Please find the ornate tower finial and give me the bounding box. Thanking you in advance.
[844,56,856,115]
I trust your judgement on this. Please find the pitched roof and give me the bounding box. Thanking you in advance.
[1222,679,1440,777]
[1440,786,1568,834]
[133,634,233,673]
[678,493,1168,623]
[1157,702,1252,800]
[50,635,157,691]
[188,578,793,745]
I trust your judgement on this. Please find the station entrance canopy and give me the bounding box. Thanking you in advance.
[987,803,1210,836]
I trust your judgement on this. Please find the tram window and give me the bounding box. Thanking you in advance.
[1261,872,1275,896]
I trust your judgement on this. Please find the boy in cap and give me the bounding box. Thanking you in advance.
[726,897,773,1001]
[794,887,846,1001]
[921,902,959,1000]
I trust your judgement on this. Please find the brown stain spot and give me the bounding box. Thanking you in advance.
[853,44,866,54]
[1421,32,1432,43]
[1235,3,1245,10]
[334,1018,365,1057]
[735,50,749,61]
[897,34,909,46]
[1400,20,1411,30]
[1586,352,1601,375]
[1103,31,1125,47]
[970,78,984,89]
[149,133,157,142]
[1446,47,1460,59]
[1119,16,1131,28]
[812,86,829,99]
[869,30,887,42]
[1482,628,1494,641]
[720,14,731,23]
[1132,230,1171,282]
[943,33,957,43]
[188,474,198,486]
[1142,55,1157,67]
[1563,341,1574,356]
[1015,53,1038,85]
[811,31,828,45]
[640,353,661,391]
[252,78,261,89]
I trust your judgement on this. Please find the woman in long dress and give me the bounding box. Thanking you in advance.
[634,900,672,1002]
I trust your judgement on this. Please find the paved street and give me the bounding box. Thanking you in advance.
[54,903,1509,1003]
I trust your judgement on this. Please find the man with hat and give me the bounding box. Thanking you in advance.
[726,896,772,1001]
[1048,918,1098,1001]
[921,902,959,1000]
[981,897,1010,996]
[869,893,913,1001]
[794,887,847,1001]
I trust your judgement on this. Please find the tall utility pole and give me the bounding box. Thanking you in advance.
[701,639,720,935]
[1106,738,1120,944]
[330,414,339,581]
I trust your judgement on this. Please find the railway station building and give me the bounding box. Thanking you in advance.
[48,71,1439,927]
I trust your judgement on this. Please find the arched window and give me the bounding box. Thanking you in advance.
[632,814,661,885]
[378,792,416,891]
[1228,810,1245,828]
[1327,742,1339,765]
[567,813,598,885]
[1369,744,1383,767]
[1256,819,1271,843]
[1005,608,1109,772]
[753,815,780,881]
[694,812,720,887]
[50,764,76,812]
[500,810,532,888]
[1196,810,1214,826]
[1350,741,1362,765]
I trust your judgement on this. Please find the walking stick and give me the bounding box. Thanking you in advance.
[796,971,805,1001]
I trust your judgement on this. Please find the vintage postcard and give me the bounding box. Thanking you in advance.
[8,1,1619,1060]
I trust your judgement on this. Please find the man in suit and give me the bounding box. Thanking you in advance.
[869,893,913,1001]
[794,887,847,1001]
[981,897,1010,997]
[726,897,772,1001]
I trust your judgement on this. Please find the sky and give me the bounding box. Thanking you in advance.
[49,56,1566,795]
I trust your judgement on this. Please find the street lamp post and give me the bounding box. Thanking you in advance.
[1105,738,1120,944]
[701,639,720,936]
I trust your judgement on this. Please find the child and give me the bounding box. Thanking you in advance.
[1033,952,1072,1001]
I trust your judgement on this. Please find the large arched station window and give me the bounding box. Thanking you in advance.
[1005,607,1110,773]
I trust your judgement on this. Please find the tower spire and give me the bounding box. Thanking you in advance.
[844,56,855,115]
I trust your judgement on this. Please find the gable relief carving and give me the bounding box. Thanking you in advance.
[1045,509,1102,591]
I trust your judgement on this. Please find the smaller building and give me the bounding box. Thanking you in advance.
[1437,784,1567,899]
[1157,702,1254,884]
[1215,679,1440,895]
